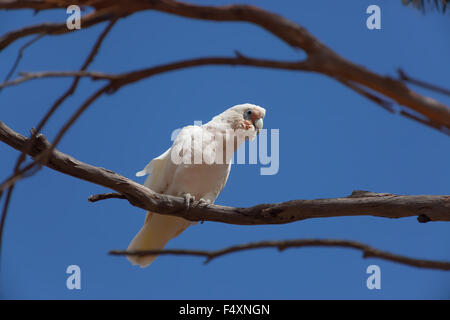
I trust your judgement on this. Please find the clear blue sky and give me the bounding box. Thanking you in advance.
[0,1,449,299]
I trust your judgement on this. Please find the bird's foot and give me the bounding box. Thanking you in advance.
[183,193,195,210]
[197,198,211,207]
[196,198,211,224]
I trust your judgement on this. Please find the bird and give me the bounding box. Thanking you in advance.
[126,103,266,267]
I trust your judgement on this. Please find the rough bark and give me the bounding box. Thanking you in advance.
[1,121,449,225]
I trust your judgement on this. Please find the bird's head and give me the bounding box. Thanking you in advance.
[212,103,265,135]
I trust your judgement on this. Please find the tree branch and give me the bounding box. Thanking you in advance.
[110,238,450,271]
[1,0,450,131]
[1,121,449,225]
[0,54,313,90]
[1,33,43,86]
[0,19,117,259]
[0,70,115,88]
[0,7,119,51]
[398,68,450,97]
[0,19,117,190]
[89,192,127,202]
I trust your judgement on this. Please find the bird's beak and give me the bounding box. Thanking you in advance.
[254,118,263,131]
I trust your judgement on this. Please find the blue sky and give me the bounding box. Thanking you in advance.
[0,1,449,299]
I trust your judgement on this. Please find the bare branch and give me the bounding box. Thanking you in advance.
[1,1,449,130]
[398,68,450,96]
[2,33,43,85]
[110,238,450,271]
[0,19,117,259]
[144,0,450,129]
[88,192,126,202]
[0,0,70,10]
[32,18,117,139]
[0,71,114,88]
[0,19,117,192]
[1,121,449,225]
[0,55,312,90]
[337,78,396,113]
[0,185,14,265]
[400,109,450,136]
[0,8,118,51]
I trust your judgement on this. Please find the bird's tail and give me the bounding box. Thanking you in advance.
[126,212,191,268]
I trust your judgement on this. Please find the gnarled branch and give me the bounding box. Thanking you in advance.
[1,121,449,226]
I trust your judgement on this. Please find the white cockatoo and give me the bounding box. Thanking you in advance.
[127,103,266,267]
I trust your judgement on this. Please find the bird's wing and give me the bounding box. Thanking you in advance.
[135,124,203,193]
[127,126,200,267]
[136,148,171,192]
[172,124,204,166]
[128,124,231,267]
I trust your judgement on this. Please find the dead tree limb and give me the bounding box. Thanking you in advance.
[1,121,449,225]
[398,68,450,97]
[1,0,450,132]
[110,238,450,271]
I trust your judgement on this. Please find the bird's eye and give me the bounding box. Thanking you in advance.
[244,109,253,120]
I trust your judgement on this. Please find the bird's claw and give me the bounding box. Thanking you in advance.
[183,193,195,210]
[196,198,211,224]
[197,198,211,208]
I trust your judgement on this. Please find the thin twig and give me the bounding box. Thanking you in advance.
[398,68,450,97]
[89,193,127,202]
[337,78,396,113]
[110,238,450,270]
[0,56,312,90]
[0,20,118,193]
[0,71,115,89]
[400,109,450,136]
[2,33,44,85]
[0,19,117,259]
[30,18,118,145]
[0,8,118,51]
[338,78,450,136]
[0,186,14,266]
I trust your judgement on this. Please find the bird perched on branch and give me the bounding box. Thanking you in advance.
[127,103,266,267]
